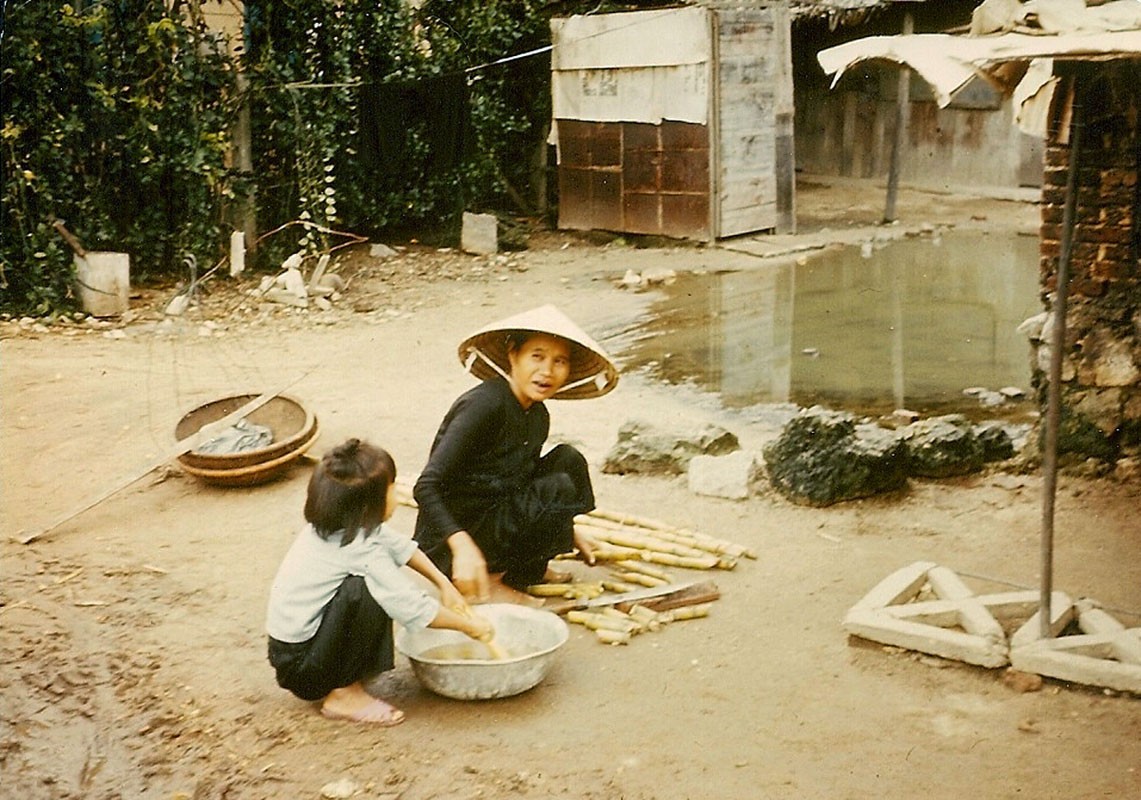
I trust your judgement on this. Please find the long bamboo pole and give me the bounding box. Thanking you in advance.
[1040,77,1082,639]
[19,376,309,544]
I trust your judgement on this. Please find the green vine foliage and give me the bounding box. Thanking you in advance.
[2,0,626,315]
[244,0,429,265]
[1,1,240,315]
[421,0,554,222]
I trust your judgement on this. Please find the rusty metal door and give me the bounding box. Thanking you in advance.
[558,119,711,239]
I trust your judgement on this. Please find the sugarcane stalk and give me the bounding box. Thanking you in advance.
[567,583,605,599]
[650,528,754,560]
[526,583,575,597]
[587,508,675,531]
[601,579,637,594]
[582,545,646,562]
[641,551,720,570]
[589,530,708,559]
[581,510,757,560]
[613,559,671,581]
[609,571,670,588]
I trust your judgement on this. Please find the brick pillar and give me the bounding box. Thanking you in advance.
[1034,62,1141,463]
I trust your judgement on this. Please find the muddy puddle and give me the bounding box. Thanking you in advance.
[622,231,1043,421]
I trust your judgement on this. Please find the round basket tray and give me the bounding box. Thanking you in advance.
[175,393,316,472]
[177,420,320,487]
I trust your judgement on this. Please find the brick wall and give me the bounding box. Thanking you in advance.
[1033,61,1140,463]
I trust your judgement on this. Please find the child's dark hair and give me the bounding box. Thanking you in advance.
[304,438,396,545]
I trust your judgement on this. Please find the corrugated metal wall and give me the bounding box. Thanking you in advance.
[557,120,711,238]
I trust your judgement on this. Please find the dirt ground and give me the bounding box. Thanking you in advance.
[2,178,1139,800]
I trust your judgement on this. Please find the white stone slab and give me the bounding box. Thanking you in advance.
[687,450,759,500]
[461,212,498,255]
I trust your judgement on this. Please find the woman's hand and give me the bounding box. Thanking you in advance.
[448,530,491,603]
[573,529,597,566]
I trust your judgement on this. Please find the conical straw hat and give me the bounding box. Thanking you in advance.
[457,304,619,400]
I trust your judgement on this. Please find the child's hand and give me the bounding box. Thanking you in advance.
[466,614,493,643]
[439,583,467,616]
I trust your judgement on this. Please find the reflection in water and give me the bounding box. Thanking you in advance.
[623,232,1042,420]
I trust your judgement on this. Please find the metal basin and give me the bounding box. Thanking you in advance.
[395,604,568,700]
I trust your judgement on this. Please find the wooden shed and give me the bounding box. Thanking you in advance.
[550,3,795,241]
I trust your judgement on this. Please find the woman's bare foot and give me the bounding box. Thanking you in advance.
[543,566,573,584]
[485,575,544,607]
[319,683,405,726]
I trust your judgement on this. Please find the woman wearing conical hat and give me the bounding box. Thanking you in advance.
[413,305,618,604]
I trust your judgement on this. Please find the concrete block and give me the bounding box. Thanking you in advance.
[1009,595,1078,650]
[844,608,1009,667]
[461,212,498,255]
[843,563,1069,669]
[847,561,935,612]
[1011,600,1141,694]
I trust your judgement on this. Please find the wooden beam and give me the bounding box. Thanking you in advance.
[883,11,914,223]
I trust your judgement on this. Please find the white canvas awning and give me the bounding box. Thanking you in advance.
[818,29,1141,135]
[817,0,1141,134]
[819,30,1141,108]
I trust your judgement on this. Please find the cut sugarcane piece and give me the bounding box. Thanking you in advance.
[525,581,604,599]
[662,603,712,622]
[586,529,735,569]
[590,530,710,559]
[566,610,639,634]
[596,628,631,645]
[597,607,645,632]
[626,603,662,631]
[567,582,605,599]
[627,604,661,625]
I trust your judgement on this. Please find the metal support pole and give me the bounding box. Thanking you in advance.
[1040,80,1082,639]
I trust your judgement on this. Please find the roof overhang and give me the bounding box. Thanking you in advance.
[818,29,1141,135]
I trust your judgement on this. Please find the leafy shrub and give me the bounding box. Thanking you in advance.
[2,1,239,314]
[2,0,609,314]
